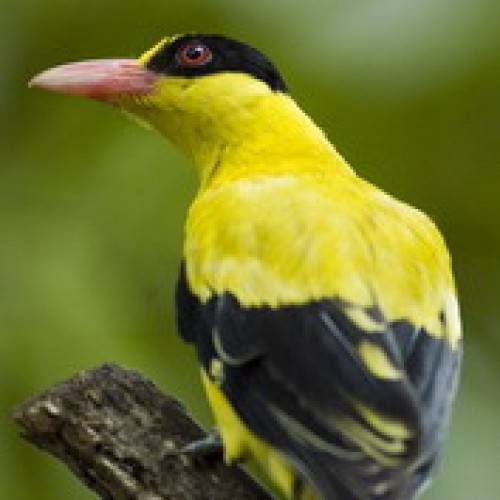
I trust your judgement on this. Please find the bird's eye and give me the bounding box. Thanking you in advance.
[177,43,213,66]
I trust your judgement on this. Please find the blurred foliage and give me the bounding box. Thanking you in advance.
[1,0,499,498]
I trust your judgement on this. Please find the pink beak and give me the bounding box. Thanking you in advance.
[29,59,157,101]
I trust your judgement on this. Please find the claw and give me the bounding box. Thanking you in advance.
[164,429,223,458]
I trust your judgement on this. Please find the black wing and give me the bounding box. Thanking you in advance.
[176,266,461,500]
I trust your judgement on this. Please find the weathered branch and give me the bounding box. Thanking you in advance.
[12,363,273,499]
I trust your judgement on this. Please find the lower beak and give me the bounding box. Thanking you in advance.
[29,59,157,102]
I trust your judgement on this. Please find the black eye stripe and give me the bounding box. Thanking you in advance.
[145,34,288,92]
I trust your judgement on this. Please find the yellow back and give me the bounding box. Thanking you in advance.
[185,161,459,345]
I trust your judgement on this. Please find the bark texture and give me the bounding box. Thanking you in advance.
[12,363,273,500]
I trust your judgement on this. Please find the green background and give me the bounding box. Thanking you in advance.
[1,0,499,498]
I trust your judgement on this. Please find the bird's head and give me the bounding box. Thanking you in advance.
[30,34,295,175]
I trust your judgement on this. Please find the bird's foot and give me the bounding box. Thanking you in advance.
[165,429,223,459]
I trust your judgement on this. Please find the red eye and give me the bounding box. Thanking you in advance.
[177,43,213,66]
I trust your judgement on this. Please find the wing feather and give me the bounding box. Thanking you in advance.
[176,266,461,499]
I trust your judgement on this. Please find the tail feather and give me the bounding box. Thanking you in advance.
[292,448,421,500]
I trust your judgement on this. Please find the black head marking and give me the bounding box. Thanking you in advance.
[146,34,288,92]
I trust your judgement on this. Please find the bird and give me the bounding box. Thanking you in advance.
[30,33,462,499]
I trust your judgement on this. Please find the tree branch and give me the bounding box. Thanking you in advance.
[12,363,273,499]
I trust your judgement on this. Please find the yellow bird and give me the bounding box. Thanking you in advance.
[31,34,462,499]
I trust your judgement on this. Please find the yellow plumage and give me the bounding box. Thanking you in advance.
[31,33,462,499]
[123,58,459,343]
[175,71,460,498]
[185,161,457,339]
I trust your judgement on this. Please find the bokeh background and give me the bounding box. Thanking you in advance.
[1,0,499,498]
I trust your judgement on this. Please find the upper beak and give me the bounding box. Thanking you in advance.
[29,59,157,102]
